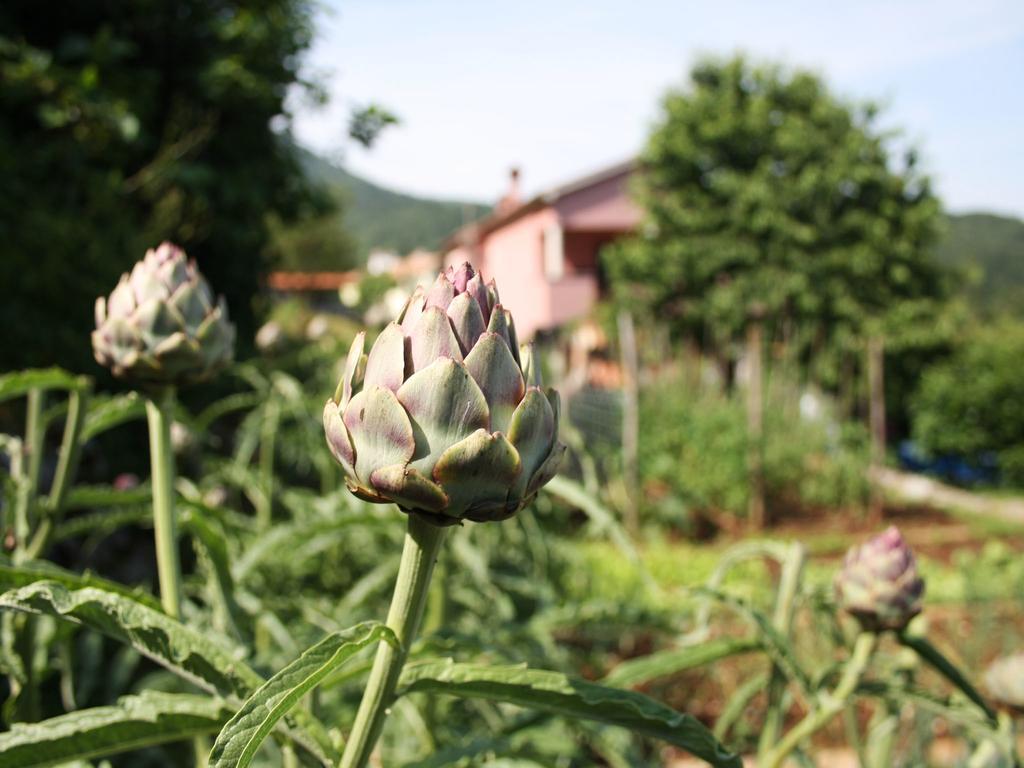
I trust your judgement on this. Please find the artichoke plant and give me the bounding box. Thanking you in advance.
[92,242,235,385]
[835,526,925,632]
[324,262,565,525]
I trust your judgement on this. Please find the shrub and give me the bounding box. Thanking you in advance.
[911,321,1024,486]
[638,375,869,527]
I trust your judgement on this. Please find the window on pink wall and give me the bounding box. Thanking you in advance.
[542,223,564,281]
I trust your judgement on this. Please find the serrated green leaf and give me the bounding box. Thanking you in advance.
[691,587,810,694]
[0,580,260,696]
[897,633,999,724]
[80,393,147,441]
[714,671,769,741]
[0,369,88,403]
[398,660,741,767]
[193,391,263,434]
[0,581,335,766]
[0,559,160,609]
[52,507,152,542]
[180,505,246,641]
[543,476,644,570]
[855,680,998,740]
[0,692,230,767]
[233,513,386,582]
[210,622,396,768]
[602,637,762,688]
[63,485,152,510]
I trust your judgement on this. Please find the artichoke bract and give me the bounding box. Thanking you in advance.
[92,242,235,385]
[324,262,565,525]
[834,526,925,632]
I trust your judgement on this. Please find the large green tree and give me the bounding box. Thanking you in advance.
[605,56,947,373]
[0,0,335,372]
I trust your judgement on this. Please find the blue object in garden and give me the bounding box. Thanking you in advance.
[898,440,999,486]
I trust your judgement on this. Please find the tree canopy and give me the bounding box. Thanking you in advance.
[604,56,948,364]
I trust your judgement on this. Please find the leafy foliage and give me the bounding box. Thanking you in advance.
[601,637,762,688]
[210,623,395,768]
[347,105,400,149]
[0,692,232,767]
[399,659,743,767]
[911,320,1024,485]
[0,581,263,697]
[637,375,869,525]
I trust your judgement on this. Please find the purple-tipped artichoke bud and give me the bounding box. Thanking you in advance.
[92,242,235,385]
[985,653,1024,711]
[835,526,925,632]
[323,262,565,526]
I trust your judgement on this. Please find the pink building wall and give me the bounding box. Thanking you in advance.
[443,163,642,340]
[478,207,557,341]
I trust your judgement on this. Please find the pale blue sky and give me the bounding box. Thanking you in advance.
[292,0,1024,216]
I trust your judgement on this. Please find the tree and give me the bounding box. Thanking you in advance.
[605,55,945,366]
[911,321,1024,487]
[604,55,948,524]
[0,0,330,372]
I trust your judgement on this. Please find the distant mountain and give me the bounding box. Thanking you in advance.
[937,212,1024,316]
[298,148,490,260]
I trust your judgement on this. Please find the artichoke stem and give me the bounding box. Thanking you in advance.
[341,513,447,768]
[146,389,183,619]
[764,631,876,768]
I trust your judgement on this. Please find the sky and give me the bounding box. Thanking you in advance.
[292,0,1024,217]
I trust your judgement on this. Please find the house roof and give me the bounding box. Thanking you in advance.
[442,158,637,252]
[265,271,360,291]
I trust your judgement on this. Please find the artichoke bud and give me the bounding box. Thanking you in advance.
[324,262,565,525]
[834,526,925,632]
[92,242,235,386]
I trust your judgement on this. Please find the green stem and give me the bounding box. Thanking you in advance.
[340,514,447,768]
[864,707,899,768]
[764,632,876,768]
[758,543,806,760]
[14,389,45,555]
[146,390,183,619]
[27,385,90,560]
[255,399,279,529]
[24,389,45,502]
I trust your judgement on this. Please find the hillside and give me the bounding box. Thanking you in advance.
[936,212,1024,316]
[298,149,490,259]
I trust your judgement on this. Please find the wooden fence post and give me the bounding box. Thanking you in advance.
[747,306,766,530]
[618,310,640,538]
[867,335,886,522]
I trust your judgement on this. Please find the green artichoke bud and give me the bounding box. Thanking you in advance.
[92,242,235,385]
[834,526,924,632]
[985,653,1024,710]
[324,262,565,525]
